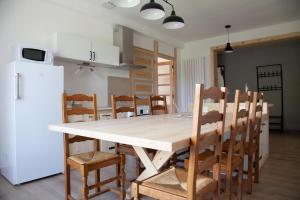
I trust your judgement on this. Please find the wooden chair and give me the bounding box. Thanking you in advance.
[149,95,168,115]
[149,95,179,166]
[221,90,252,200]
[149,95,188,167]
[246,92,263,194]
[62,93,125,200]
[111,95,143,182]
[132,84,227,200]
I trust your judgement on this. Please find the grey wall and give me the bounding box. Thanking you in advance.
[218,40,300,130]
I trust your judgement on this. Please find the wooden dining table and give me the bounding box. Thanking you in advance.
[49,104,268,198]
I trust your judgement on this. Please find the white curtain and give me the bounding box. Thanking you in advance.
[181,56,206,112]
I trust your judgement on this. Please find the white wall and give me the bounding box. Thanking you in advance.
[177,20,300,111]
[181,20,300,86]
[60,62,128,107]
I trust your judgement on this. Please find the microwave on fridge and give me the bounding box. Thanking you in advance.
[15,44,53,65]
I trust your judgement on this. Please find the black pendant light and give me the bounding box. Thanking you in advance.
[116,0,185,29]
[163,9,184,29]
[140,0,165,20]
[224,25,234,53]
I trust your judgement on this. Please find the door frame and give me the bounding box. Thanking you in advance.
[210,31,300,86]
[155,42,177,113]
[131,43,177,110]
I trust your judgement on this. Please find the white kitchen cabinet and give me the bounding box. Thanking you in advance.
[52,33,92,62]
[92,43,119,66]
[52,33,119,66]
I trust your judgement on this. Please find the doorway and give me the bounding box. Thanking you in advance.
[157,57,176,113]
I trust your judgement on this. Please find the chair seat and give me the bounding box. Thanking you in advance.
[68,151,119,165]
[141,167,216,197]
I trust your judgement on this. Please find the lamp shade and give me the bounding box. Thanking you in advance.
[163,10,185,29]
[111,0,140,8]
[140,0,165,20]
[224,42,234,53]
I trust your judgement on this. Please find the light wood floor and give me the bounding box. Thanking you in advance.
[1,132,300,200]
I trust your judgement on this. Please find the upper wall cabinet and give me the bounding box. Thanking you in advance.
[51,33,119,66]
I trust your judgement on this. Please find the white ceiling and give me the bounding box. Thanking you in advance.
[101,0,300,42]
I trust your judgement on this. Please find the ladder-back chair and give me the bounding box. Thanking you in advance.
[111,95,143,183]
[132,84,227,200]
[149,95,168,115]
[222,90,252,200]
[63,93,125,200]
[246,92,263,194]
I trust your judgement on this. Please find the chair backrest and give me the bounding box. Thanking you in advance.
[228,90,252,160]
[62,93,99,157]
[249,92,264,149]
[148,95,168,115]
[187,84,227,199]
[111,95,137,119]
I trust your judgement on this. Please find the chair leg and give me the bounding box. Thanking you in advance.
[136,157,141,176]
[225,169,233,200]
[116,144,121,187]
[116,150,121,187]
[254,150,260,183]
[237,163,244,200]
[213,188,219,200]
[171,153,177,166]
[81,174,89,200]
[247,154,253,194]
[64,164,71,200]
[213,174,221,200]
[132,182,140,200]
[120,154,126,200]
[95,169,100,193]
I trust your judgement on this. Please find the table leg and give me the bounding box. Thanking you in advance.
[125,146,174,199]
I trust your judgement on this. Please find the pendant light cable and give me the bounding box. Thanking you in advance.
[162,0,174,10]
[224,25,234,53]
[227,28,230,43]
[162,0,185,29]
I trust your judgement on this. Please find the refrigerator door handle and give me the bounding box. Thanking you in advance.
[89,51,92,61]
[15,73,21,100]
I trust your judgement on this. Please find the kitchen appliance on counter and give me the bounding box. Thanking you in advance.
[0,61,64,185]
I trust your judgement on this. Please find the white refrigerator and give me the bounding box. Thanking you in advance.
[0,61,64,185]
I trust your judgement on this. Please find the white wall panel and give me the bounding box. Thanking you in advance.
[181,56,206,112]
